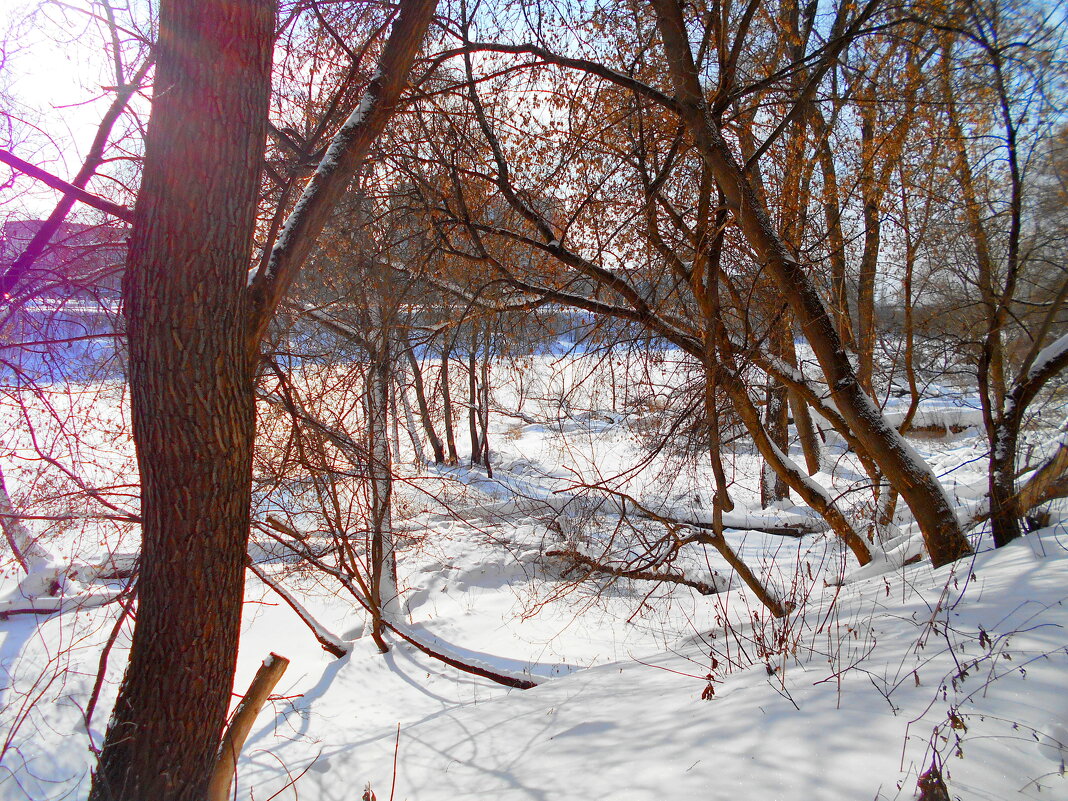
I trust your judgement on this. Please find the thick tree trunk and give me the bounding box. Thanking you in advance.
[89,3,274,800]
[89,1,438,796]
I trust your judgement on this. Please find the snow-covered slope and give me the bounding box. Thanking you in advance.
[230,528,1068,801]
[1,355,1066,801]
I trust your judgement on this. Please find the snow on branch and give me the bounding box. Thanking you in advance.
[245,0,437,347]
[0,589,125,620]
[383,622,541,690]
[248,562,349,658]
[1024,331,1068,386]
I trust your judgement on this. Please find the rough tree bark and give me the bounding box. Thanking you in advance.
[89,0,438,798]
[88,2,274,799]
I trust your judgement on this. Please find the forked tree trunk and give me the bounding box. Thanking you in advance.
[988,336,1068,545]
[89,2,274,799]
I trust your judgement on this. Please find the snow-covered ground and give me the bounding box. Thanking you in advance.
[1,353,1066,801]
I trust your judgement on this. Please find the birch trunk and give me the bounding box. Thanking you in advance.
[367,303,398,649]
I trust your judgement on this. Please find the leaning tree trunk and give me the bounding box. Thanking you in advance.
[88,2,274,800]
[651,0,971,568]
[404,340,446,463]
